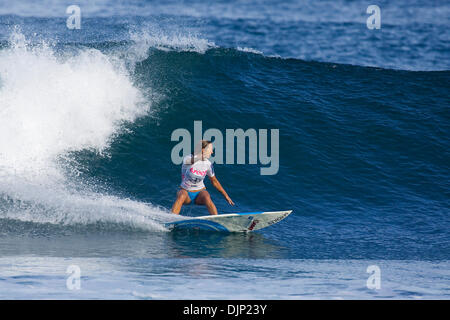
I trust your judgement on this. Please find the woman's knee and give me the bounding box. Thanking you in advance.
[177,189,190,203]
[196,191,211,204]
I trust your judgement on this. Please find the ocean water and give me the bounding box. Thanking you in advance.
[0,0,449,299]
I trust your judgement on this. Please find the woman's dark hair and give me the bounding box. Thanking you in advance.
[191,140,212,163]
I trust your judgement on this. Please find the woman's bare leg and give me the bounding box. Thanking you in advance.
[195,190,218,215]
[171,189,191,214]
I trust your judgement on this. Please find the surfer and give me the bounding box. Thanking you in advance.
[171,140,235,215]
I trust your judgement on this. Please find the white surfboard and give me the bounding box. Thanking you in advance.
[165,210,292,232]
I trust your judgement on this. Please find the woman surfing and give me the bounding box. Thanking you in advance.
[171,140,234,215]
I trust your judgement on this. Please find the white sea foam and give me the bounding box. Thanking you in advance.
[0,30,147,174]
[0,30,177,230]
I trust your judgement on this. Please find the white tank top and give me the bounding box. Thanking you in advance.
[180,154,215,191]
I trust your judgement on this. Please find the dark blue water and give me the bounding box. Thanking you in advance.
[0,0,449,299]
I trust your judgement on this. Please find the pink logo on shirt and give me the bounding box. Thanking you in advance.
[190,167,207,176]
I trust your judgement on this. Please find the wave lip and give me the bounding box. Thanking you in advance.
[128,27,217,57]
[0,30,149,175]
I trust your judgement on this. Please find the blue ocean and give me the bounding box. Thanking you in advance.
[0,0,449,299]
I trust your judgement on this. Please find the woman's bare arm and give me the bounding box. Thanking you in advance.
[209,176,235,205]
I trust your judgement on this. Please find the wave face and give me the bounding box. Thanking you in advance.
[0,1,449,260]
